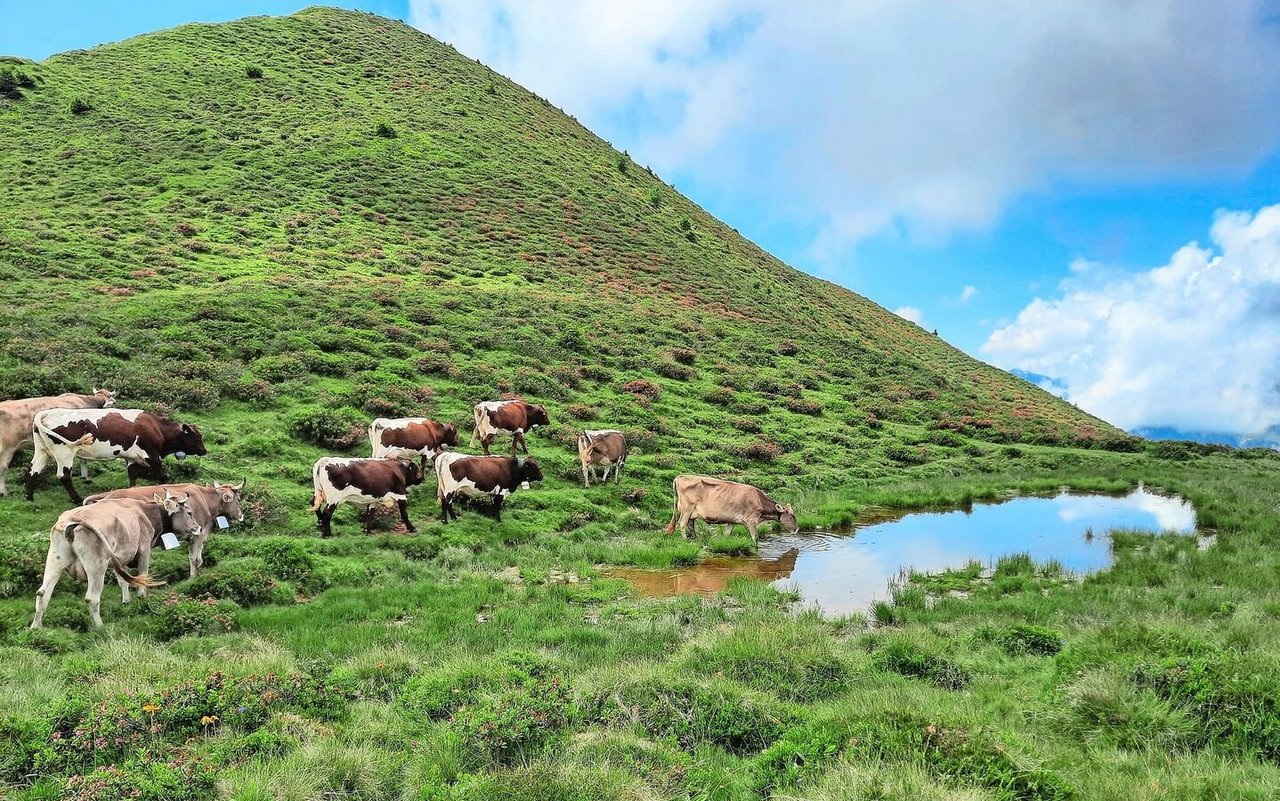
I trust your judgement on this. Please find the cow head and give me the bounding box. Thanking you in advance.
[400,459,425,487]
[527,404,550,428]
[154,491,204,541]
[517,456,544,484]
[211,479,247,523]
[92,387,118,408]
[441,423,460,448]
[172,423,208,458]
[775,503,799,535]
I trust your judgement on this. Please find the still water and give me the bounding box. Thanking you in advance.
[606,486,1196,615]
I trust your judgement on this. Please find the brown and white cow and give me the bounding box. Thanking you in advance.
[468,400,550,456]
[83,480,245,578]
[311,457,423,537]
[576,429,628,488]
[434,451,544,523]
[664,475,798,542]
[25,408,207,503]
[0,389,116,495]
[369,417,459,470]
[31,492,201,629]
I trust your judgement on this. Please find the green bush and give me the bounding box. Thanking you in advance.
[70,97,92,115]
[654,361,695,381]
[151,594,239,640]
[681,621,853,703]
[63,753,217,801]
[260,538,315,583]
[872,639,972,690]
[184,558,291,607]
[375,121,397,138]
[996,624,1064,657]
[245,65,264,79]
[207,728,298,766]
[753,720,854,794]
[0,537,45,597]
[590,675,792,754]
[287,406,365,449]
[451,676,572,764]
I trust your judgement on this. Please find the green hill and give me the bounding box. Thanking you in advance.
[0,5,1121,479]
[6,9,1280,801]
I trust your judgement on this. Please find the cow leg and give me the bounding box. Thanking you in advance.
[0,445,15,495]
[493,494,505,522]
[362,506,375,534]
[420,455,428,475]
[135,548,152,598]
[316,505,336,537]
[581,462,591,488]
[149,453,167,483]
[480,434,494,456]
[514,432,529,455]
[677,511,694,539]
[59,467,83,505]
[80,460,90,482]
[724,523,734,537]
[746,521,760,543]
[127,461,144,487]
[189,533,206,578]
[85,567,106,628]
[613,462,623,483]
[397,498,415,532]
[24,445,50,501]
[30,547,68,629]
[117,572,132,605]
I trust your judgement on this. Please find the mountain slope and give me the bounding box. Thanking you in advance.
[0,6,1124,491]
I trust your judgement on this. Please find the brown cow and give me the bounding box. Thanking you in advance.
[434,451,544,522]
[468,400,550,455]
[0,389,116,495]
[31,493,200,629]
[576,429,628,487]
[369,417,460,470]
[84,480,245,578]
[664,475,798,542]
[25,408,207,503]
[312,457,423,537]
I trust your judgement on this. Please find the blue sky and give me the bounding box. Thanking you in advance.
[6,2,1280,436]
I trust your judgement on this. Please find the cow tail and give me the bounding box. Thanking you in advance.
[76,523,166,589]
[664,477,679,536]
[368,420,383,457]
[468,406,482,447]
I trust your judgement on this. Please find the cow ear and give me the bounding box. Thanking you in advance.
[181,423,193,434]
[152,493,164,504]
[776,504,785,513]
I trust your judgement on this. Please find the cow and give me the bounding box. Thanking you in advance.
[468,400,550,456]
[576,429,628,487]
[434,451,543,523]
[83,480,246,578]
[25,408,207,503]
[31,492,201,629]
[369,417,459,470]
[0,389,116,495]
[664,475,799,543]
[311,457,423,537]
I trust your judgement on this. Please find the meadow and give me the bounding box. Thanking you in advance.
[2,7,1280,800]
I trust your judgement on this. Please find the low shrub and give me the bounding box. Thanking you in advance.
[590,675,792,754]
[730,417,762,433]
[681,621,852,703]
[184,558,291,607]
[996,624,1064,657]
[375,122,397,138]
[1063,672,1197,751]
[0,537,45,597]
[619,378,660,398]
[670,347,697,365]
[151,594,239,640]
[70,97,93,115]
[784,397,823,416]
[726,439,782,462]
[654,361,695,381]
[245,65,264,78]
[287,407,365,450]
[63,752,217,801]
[259,538,315,583]
[872,639,972,690]
[753,720,854,794]
[776,341,799,356]
[451,675,572,764]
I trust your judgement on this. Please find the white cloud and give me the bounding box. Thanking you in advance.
[982,204,1280,434]
[408,1,1280,253]
[958,285,978,305]
[895,306,924,325]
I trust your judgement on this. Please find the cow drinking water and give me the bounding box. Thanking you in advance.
[665,475,798,543]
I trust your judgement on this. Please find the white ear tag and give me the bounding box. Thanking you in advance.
[161,532,180,550]
[174,451,187,460]
[520,481,530,490]
[215,516,230,529]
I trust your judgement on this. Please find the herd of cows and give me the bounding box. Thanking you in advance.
[0,389,799,628]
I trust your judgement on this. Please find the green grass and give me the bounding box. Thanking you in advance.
[3,7,1280,801]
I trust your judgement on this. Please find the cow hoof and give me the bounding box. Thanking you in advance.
[405,525,417,533]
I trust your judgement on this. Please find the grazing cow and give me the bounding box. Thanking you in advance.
[83,480,246,578]
[25,408,207,503]
[312,457,423,537]
[0,389,116,495]
[468,400,550,456]
[435,451,543,523]
[369,417,459,469]
[664,475,799,542]
[31,492,201,629]
[576,429,628,488]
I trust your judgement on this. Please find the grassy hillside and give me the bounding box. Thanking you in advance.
[3,8,1280,801]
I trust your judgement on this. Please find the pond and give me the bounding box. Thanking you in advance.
[605,485,1197,616]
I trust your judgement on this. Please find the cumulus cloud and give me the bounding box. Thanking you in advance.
[894,306,924,325]
[982,204,1280,435]
[408,1,1280,252]
[958,285,978,305]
